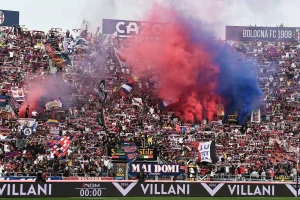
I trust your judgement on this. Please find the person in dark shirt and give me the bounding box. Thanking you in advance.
[35,171,46,183]
[137,169,146,182]
[25,105,30,118]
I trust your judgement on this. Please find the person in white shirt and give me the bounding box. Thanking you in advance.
[32,110,38,118]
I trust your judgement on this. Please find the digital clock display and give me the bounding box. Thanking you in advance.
[75,184,106,197]
[79,188,102,196]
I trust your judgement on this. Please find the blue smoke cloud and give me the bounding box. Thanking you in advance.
[213,45,264,124]
[176,14,264,124]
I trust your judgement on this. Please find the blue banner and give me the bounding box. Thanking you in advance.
[226,26,300,41]
[102,18,166,37]
[3,176,62,180]
[0,95,7,107]
[129,163,181,176]
[0,10,19,26]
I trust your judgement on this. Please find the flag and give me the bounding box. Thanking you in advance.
[81,19,87,30]
[47,120,60,136]
[99,80,105,91]
[10,87,25,102]
[0,95,7,107]
[180,149,188,157]
[22,126,33,137]
[251,109,261,123]
[98,80,107,103]
[132,98,143,107]
[97,108,106,127]
[121,142,140,163]
[46,44,71,67]
[158,99,170,111]
[158,97,179,111]
[45,98,63,110]
[48,136,75,158]
[18,119,37,132]
[180,145,192,157]
[59,53,72,66]
[80,19,88,38]
[54,98,62,105]
[89,24,100,37]
[120,78,135,97]
[81,19,100,38]
[100,34,109,47]
[194,141,217,163]
[47,136,59,148]
[69,108,75,118]
[114,47,127,67]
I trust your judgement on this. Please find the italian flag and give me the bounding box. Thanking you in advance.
[140,155,153,159]
[180,146,192,156]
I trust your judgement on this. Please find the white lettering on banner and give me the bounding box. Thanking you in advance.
[0,184,52,196]
[243,30,269,38]
[228,185,274,196]
[75,183,106,197]
[141,184,190,195]
[130,164,179,174]
[83,184,102,188]
[199,141,212,162]
[277,30,292,39]
[242,29,293,39]
[112,182,137,196]
[127,22,139,34]
[285,184,300,197]
[0,184,6,195]
[116,22,125,34]
[78,177,102,180]
[201,183,224,196]
[114,21,167,36]
[269,30,277,38]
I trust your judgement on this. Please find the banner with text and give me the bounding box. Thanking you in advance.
[108,147,157,161]
[129,163,181,176]
[102,18,167,37]
[226,26,300,41]
[0,182,298,197]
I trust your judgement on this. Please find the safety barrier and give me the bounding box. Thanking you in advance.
[0,180,298,197]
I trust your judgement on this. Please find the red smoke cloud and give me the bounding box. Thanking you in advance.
[19,86,45,117]
[124,5,220,122]
[19,75,71,117]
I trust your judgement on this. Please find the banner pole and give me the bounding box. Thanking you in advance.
[297,160,299,197]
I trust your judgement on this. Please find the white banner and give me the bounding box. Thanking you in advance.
[251,109,261,123]
[17,118,37,132]
[198,141,212,163]
[45,101,62,111]
[10,87,25,102]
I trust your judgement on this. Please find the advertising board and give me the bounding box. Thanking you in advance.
[0,182,298,197]
[108,147,157,161]
[226,26,300,41]
[0,10,19,26]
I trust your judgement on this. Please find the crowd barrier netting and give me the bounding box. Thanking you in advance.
[0,180,299,197]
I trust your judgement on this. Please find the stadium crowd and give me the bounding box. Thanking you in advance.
[0,24,299,181]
